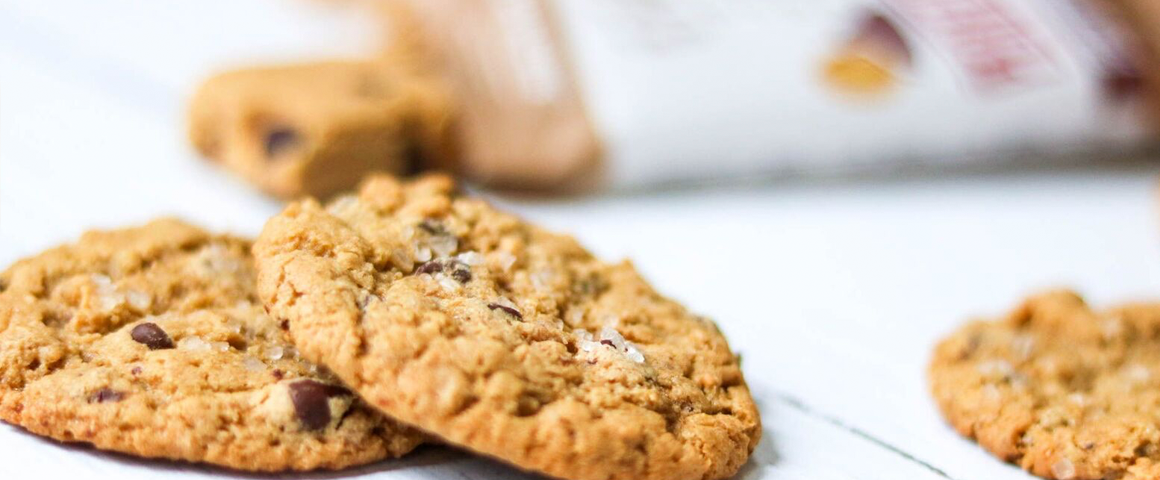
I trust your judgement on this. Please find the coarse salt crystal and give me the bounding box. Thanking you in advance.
[598,327,627,351]
[266,345,284,361]
[242,356,265,372]
[438,275,460,292]
[532,270,554,291]
[98,292,126,312]
[414,245,433,263]
[565,309,584,326]
[1051,458,1076,479]
[178,336,212,352]
[496,251,517,271]
[1010,334,1034,360]
[126,290,152,311]
[624,344,646,363]
[457,251,485,266]
[91,274,113,290]
[326,195,359,216]
[429,236,458,258]
[976,360,1013,379]
[1125,364,1151,383]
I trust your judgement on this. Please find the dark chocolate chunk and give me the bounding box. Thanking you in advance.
[450,266,472,283]
[600,339,615,347]
[417,219,447,235]
[89,388,124,403]
[288,380,350,431]
[130,322,174,350]
[415,261,443,275]
[487,302,523,320]
[263,127,300,159]
[272,369,284,380]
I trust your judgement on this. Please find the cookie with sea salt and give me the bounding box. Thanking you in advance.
[254,174,761,480]
[929,290,1160,480]
[0,219,423,471]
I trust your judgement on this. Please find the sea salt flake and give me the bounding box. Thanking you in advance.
[1010,334,1034,360]
[126,290,152,311]
[456,251,485,266]
[437,275,461,292]
[98,292,126,312]
[532,270,554,291]
[1051,458,1076,479]
[976,360,1013,379]
[242,356,265,372]
[598,327,628,351]
[565,309,584,326]
[414,245,433,263]
[266,345,284,361]
[496,251,517,271]
[429,236,458,258]
[624,344,646,363]
[178,336,212,352]
[326,195,359,216]
[1124,364,1151,383]
[189,245,240,277]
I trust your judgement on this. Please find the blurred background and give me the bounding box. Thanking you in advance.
[4,1,1160,479]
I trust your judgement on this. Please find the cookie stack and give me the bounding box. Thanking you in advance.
[0,174,761,479]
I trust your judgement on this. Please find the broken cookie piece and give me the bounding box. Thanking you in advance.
[188,60,455,199]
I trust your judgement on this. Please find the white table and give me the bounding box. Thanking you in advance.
[3,1,1160,479]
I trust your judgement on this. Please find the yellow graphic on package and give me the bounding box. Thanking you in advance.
[823,12,912,98]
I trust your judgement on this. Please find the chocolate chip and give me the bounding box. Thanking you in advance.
[288,380,350,430]
[415,261,442,275]
[280,319,289,330]
[272,369,284,380]
[417,219,447,235]
[600,339,615,347]
[450,266,471,283]
[487,303,522,319]
[263,127,300,159]
[130,323,174,350]
[89,388,124,403]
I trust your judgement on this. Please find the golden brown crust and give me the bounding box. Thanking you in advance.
[0,219,423,471]
[254,174,760,480]
[930,290,1160,480]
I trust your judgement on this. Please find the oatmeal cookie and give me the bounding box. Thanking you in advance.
[188,60,455,199]
[254,174,761,480]
[0,219,423,471]
[930,291,1160,480]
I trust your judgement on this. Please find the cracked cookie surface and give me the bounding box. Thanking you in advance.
[930,291,1160,480]
[254,174,761,480]
[0,219,422,471]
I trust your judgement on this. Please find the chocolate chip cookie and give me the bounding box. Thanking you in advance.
[188,60,455,199]
[930,290,1160,480]
[254,174,761,480]
[0,219,423,471]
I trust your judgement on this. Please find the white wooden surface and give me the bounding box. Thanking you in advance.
[3,1,1160,479]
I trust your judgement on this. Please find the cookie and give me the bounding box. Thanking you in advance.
[0,219,423,471]
[930,290,1160,480]
[188,60,455,199]
[254,174,761,480]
